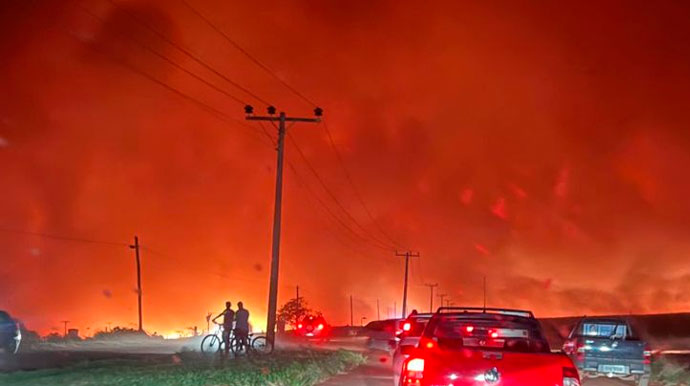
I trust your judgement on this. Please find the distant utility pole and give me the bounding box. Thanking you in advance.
[437,293,447,308]
[395,251,420,318]
[483,276,487,310]
[61,320,70,336]
[376,298,381,320]
[130,235,143,332]
[424,283,439,313]
[350,295,354,326]
[245,105,321,345]
[296,285,300,301]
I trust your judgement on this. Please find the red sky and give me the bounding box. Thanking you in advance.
[1,0,690,336]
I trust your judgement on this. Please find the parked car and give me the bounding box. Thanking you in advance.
[362,318,403,352]
[563,317,650,386]
[399,307,581,386]
[0,310,21,354]
[392,312,433,385]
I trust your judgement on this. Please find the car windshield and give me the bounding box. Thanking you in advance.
[429,316,550,353]
[579,322,628,338]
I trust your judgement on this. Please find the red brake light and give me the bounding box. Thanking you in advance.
[419,337,436,350]
[406,358,425,372]
[563,367,580,386]
[465,326,474,333]
[490,331,499,339]
[403,358,425,383]
[402,322,411,332]
[643,345,652,364]
[317,323,324,330]
[297,323,303,329]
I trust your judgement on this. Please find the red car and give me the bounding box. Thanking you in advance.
[295,315,330,340]
[399,307,581,386]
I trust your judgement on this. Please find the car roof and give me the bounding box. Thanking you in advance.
[436,307,535,318]
[580,317,628,324]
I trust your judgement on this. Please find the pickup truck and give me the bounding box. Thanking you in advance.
[399,307,581,386]
[562,317,650,386]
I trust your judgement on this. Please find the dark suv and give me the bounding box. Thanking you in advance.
[0,310,21,354]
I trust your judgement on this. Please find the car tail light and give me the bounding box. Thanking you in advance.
[297,323,303,329]
[465,325,474,333]
[563,367,580,386]
[489,330,499,339]
[403,322,412,332]
[317,323,324,330]
[419,337,436,349]
[403,358,425,383]
[643,345,652,364]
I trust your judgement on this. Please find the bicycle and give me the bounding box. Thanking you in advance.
[200,322,229,354]
[230,332,273,355]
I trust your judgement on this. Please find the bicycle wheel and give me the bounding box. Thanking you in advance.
[230,336,248,355]
[251,336,273,355]
[200,334,222,354]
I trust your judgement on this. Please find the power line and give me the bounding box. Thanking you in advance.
[105,0,272,107]
[321,119,405,249]
[64,23,271,147]
[78,5,248,106]
[287,162,397,260]
[180,0,317,107]
[287,133,396,251]
[0,227,129,247]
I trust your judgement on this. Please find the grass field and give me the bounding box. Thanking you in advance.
[0,349,366,386]
[652,357,690,385]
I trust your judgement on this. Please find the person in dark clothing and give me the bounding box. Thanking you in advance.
[235,301,250,351]
[212,301,235,354]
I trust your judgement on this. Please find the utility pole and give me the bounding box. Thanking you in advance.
[130,235,143,332]
[61,320,70,336]
[376,298,380,320]
[424,283,438,313]
[437,293,447,308]
[296,285,299,301]
[483,276,487,311]
[395,251,420,318]
[246,105,322,345]
[394,301,397,318]
[350,295,354,326]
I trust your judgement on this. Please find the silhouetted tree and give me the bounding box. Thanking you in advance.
[277,297,311,327]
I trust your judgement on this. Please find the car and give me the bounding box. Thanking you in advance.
[0,310,21,355]
[562,317,650,386]
[294,315,330,341]
[399,307,581,386]
[362,318,404,352]
[393,312,433,385]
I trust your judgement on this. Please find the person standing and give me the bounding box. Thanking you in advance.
[212,301,235,355]
[235,301,250,351]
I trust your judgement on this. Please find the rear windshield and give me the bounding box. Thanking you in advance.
[577,322,632,338]
[428,316,550,353]
[407,318,430,336]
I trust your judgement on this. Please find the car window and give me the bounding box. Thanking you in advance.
[429,316,550,353]
[580,322,628,338]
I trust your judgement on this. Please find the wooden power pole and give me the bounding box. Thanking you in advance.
[245,105,321,345]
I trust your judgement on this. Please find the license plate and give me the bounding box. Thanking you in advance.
[599,365,628,374]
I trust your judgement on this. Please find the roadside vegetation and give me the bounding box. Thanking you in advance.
[0,349,365,386]
[651,357,690,385]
